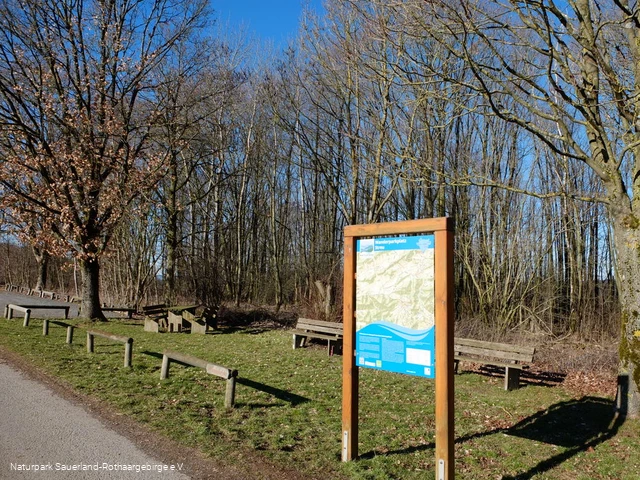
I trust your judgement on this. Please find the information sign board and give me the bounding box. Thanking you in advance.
[355,235,435,377]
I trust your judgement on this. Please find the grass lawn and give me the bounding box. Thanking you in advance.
[0,316,638,479]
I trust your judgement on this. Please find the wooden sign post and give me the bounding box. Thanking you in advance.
[341,217,454,480]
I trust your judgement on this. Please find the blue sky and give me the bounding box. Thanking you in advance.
[212,0,324,47]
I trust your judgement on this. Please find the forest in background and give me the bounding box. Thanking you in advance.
[0,0,624,341]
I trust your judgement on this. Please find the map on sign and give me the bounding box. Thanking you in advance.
[355,235,435,378]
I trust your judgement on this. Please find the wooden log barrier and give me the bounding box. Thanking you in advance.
[42,320,74,343]
[5,304,32,326]
[160,349,238,408]
[86,330,133,368]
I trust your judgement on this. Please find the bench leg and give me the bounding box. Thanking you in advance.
[505,367,521,391]
[454,359,460,374]
[293,334,306,349]
[327,339,344,356]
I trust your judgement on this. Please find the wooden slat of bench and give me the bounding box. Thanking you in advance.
[295,324,343,335]
[143,304,166,312]
[102,307,136,318]
[297,318,343,328]
[453,345,533,363]
[454,355,528,370]
[454,337,535,356]
[296,318,343,332]
[291,329,342,341]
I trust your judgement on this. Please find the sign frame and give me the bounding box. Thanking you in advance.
[341,217,454,480]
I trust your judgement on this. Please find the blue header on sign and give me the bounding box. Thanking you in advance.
[357,235,434,253]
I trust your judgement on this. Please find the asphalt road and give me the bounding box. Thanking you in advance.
[0,291,80,319]
[0,291,300,480]
[0,359,190,480]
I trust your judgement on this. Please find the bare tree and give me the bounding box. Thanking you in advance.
[391,0,640,416]
[0,0,209,318]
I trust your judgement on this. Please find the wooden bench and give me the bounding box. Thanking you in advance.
[167,311,187,332]
[101,306,137,318]
[453,337,535,390]
[86,329,134,367]
[166,307,217,334]
[160,349,238,408]
[188,306,218,333]
[291,318,343,355]
[142,304,168,332]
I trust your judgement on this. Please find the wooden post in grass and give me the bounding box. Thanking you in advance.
[87,331,94,353]
[434,226,455,480]
[341,218,455,480]
[225,375,237,408]
[124,341,133,368]
[66,325,74,344]
[341,234,358,462]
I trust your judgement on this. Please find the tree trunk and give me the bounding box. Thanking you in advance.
[165,211,178,306]
[33,247,48,292]
[612,216,640,419]
[314,280,332,320]
[80,258,105,321]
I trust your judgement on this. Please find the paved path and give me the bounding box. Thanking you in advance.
[0,359,190,480]
[0,291,80,319]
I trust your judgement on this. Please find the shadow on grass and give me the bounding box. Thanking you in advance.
[141,350,163,360]
[468,364,567,387]
[360,393,626,478]
[237,378,310,406]
[216,326,274,335]
[501,393,625,479]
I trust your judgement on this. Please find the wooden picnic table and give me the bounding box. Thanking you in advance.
[168,305,199,315]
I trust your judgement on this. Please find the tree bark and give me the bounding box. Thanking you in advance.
[612,215,640,418]
[33,247,48,292]
[80,258,105,321]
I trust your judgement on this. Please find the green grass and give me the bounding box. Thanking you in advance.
[0,317,638,479]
